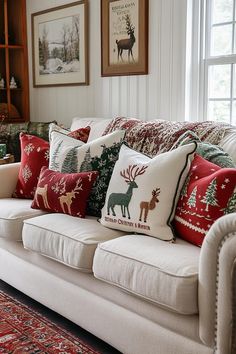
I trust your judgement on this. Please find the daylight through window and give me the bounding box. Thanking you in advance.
[205,0,236,124]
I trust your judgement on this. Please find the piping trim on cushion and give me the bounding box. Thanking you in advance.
[214,232,236,352]
[97,244,198,279]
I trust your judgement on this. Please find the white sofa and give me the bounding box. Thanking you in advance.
[0,117,236,354]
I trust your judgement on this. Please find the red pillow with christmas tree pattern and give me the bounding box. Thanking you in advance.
[13,133,50,199]
[31,167,98,217]
[174,154,236,246]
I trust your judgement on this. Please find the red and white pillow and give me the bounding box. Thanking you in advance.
[68,126,90,142]
[49,123,90,143]
[31,167,98,217]
[174,154,236,246]
[13,134,50,199]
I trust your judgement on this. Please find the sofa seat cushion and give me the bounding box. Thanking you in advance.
[93,235,200,315]
[0,198,47,241]
[22,214,126,272]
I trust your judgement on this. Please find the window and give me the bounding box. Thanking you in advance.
[204,0,236,124]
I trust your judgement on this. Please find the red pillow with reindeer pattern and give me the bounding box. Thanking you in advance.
[31,167,98,218]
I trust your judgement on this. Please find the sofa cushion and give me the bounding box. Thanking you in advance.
[93,235,200,315]
[22,214,126,272]
[0,199,46,241]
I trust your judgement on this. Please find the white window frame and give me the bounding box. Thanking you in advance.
[186,0,236,124]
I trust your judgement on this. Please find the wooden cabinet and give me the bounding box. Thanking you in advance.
[0,0,29,122]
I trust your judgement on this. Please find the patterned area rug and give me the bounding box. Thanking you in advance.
[0,290,100,353]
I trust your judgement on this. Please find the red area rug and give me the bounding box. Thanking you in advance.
[0,290,100,353]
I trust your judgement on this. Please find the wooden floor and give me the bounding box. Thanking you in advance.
[0,280,121,354]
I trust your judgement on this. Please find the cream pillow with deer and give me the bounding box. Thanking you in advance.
[101,143,196,241]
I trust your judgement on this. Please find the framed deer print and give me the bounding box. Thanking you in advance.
[32,0,89,87]
[101,0,148,76]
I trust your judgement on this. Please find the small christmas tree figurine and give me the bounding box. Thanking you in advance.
[10,76,17,89]
[187,186,197,208]
[201,177,219,211]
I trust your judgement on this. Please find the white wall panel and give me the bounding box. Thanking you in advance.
[26,0,188,126]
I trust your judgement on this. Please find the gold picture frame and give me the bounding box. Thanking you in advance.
[101,0,148,77]
[32,0,89,87]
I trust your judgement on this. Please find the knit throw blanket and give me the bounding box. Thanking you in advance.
[103,117,231,157]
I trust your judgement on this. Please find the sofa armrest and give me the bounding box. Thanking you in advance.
[199,213,236,353]
[0,163,20,198]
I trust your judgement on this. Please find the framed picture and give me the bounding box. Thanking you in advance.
[32,0,89,87]
[101,0,148,77]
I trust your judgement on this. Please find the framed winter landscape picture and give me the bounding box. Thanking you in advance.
[101,0,148,77]
[32,0,88,87]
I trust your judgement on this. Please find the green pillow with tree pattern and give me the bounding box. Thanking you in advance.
[171,130,235,168]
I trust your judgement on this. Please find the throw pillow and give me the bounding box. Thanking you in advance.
[49,130,125,217]
[13,134,50,199]
[31,167,98,218]
[171,130,235,168]
[68,126,90,142]
[49,123,70,139]
[100,143,196,241]
[174,154,236,246]
[2,122,29,162]
[49,123,90,143]
[28,121,57,141]
[49,130,85,171]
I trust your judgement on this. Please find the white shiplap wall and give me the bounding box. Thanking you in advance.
[26,0,188,126]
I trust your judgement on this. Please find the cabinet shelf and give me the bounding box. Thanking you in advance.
[0,0,29,122]
[0,88,23,91]
[0,44,24,49]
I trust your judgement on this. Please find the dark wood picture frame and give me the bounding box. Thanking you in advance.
[101,0,148,77]
[32,0,89,87]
